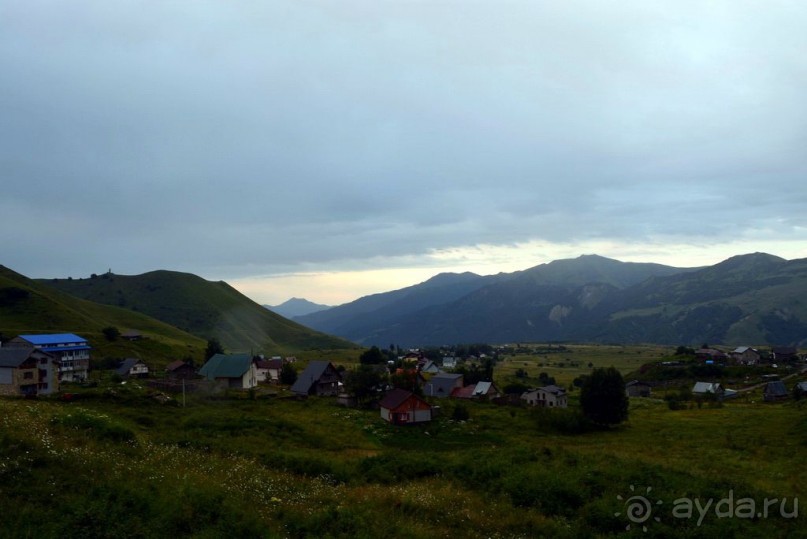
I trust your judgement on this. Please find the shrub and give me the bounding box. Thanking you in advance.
[452,403,470,421]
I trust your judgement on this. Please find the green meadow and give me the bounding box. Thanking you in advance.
[2,355,806,538]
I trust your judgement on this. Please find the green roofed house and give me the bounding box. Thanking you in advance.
[198,353,257,389]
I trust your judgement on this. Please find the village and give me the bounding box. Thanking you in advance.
[2,331,806,426]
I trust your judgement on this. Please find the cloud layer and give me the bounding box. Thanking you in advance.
[2,1,806,301]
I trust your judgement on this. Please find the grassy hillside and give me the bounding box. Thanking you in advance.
[1,265,205,366]
[1,374,805,537]
[41,270,357,354]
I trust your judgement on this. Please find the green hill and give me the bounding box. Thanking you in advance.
[1,265,206,366]
[40,270,356,354]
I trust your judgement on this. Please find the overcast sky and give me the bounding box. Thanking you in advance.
[2,1,806,305]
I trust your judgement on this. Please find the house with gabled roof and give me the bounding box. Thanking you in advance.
[115,358,149,379]
[771,347,799,362]
[692,382,724,398]
[454,381,502,400]
[730,346,761,365]
[165,360,196,380]
[379,388,432,425]
[695,348,727,363]
[290,360,341,396]
[423,373,463,398]
[0,347,59,396]
[420,360,441,375]
[199,353,257,389]
[9,333,90,382]
[521,385,568,408]
[763,380,789,402]
[625,380,653,397]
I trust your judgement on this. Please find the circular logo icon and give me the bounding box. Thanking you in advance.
[615,485,663,532]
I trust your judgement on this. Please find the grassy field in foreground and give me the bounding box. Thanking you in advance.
[1,371,806,538]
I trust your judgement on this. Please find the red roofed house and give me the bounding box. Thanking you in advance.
[379,388,433,425]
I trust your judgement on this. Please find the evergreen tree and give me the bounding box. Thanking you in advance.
[580,367,629,426]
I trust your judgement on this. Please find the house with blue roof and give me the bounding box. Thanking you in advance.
[198,353,257,389]
[9,333,91,382]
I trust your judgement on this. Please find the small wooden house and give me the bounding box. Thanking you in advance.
[692,382,724,398]
[730,346,761,365]
[763,380,789,402]
[165,360,196,380]
[115,358,149,379]
[379,388,432,425]
[290,360,341,396]
[625,380,653,398]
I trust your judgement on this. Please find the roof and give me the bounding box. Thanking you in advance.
[165,360,191,371]
[538,384,566,396]
[692,382,722,394]
[266,359,283,369]
[379,388,427,410]
[18,333,87,346]
[199,353,252,380]
[0,347,48,368]
[423,374,462,397]
[732,346,756,354]
[473,381,494,396]
[116,358,145,375]
[290,360,338,395]
[764,381,788,397]
[453,385,477,399]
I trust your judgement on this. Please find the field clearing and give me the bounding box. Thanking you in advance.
[496,343,669,387]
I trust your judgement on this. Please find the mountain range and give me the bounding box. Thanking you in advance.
[5,252,807,355]
[294,253,807,348]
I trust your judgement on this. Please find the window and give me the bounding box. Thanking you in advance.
[23,371,34,379]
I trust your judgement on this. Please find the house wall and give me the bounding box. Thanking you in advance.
[0,367,37,396]
[381,396,432,424]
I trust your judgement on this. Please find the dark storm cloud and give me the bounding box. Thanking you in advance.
[1,1,806,280]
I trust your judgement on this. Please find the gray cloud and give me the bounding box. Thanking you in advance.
[1,1,806,281]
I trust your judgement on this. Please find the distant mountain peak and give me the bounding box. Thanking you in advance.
[266,298,332,318]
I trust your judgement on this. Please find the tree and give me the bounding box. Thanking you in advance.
[205,338,224,360]
[359,346,385,365]
[344,365,384,407]
[102,326,120,341]
[279,362,297,386]
[580,367,629,427]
